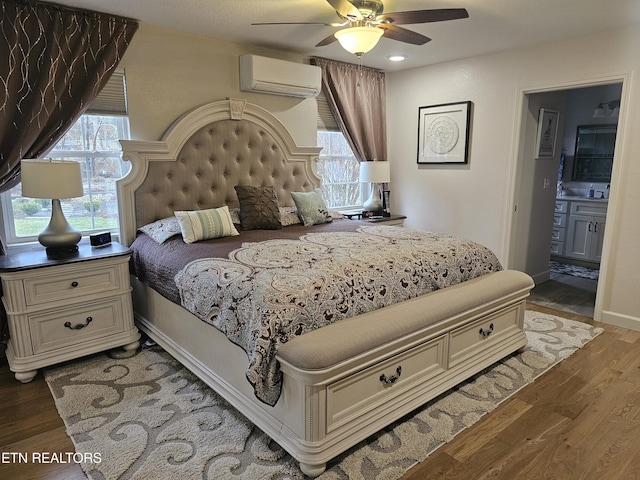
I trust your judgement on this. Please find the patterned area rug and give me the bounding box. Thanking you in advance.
[550,260,599,280]
[45,311,603,480]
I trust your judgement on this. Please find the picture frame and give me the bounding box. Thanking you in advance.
[535,108,559,158]
[417,101,471,164]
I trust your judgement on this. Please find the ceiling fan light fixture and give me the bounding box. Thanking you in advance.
[334,26,383,55]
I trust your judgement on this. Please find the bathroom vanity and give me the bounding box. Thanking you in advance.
[552,197,608,265]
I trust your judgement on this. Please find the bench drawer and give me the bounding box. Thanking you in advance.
[326,334,447,433]
[449,304,523,367]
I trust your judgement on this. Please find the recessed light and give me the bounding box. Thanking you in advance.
[387,55,407,62]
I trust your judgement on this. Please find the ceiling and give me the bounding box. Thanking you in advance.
[52,0,640,71]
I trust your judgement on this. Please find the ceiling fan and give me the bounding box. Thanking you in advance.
[253,0,469,56]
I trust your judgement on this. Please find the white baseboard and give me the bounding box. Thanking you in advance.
[600,310,640,332]
[530,269,550,285]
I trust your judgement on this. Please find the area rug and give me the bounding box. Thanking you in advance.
[45,311,603,480]
[550,260,599,280]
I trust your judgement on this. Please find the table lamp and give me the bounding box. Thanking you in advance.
[21,159,84,257]
[359,160,390,214]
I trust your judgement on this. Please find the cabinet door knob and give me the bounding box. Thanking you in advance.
[71,281,79,288]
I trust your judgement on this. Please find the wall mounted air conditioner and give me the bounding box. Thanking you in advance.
[239,54,322,98]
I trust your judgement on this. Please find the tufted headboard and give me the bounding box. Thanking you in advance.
[117,98,322,246]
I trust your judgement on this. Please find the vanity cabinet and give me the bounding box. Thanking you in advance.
[564,201,607,263]
[550,200,568,256]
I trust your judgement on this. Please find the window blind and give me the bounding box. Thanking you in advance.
[86,68,128,115]
[316,91,339,131]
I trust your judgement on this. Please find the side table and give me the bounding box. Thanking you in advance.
[0,242,140,382]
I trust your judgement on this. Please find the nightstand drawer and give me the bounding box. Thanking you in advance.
[29,296,126,354]
[23,263,123,307]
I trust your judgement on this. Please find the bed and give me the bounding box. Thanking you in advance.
[117,98,534,477]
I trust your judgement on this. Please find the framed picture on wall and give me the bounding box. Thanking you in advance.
[417,101,472,164]
[535,108,559,158]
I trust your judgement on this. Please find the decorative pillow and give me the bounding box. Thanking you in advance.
[279,206,302,227]
[291,189,333,227]
[229,208,241,225]
[234,185,282,230]
[138,216,182,244]
[174,206,240,243]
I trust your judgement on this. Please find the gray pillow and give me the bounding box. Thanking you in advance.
[291,189,333,227]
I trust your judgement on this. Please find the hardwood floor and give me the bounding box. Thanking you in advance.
[1,303,638,480]
[528,271,598,318]
[403,303,640,480]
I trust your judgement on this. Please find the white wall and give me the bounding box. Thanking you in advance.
[119,24,318,146]
[511,90,567,283]
[387,25,640,330]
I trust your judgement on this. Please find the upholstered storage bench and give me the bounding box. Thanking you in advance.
[275,269,534,475]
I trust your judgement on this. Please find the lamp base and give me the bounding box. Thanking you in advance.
[363,183,383,214]
[45,245,79,259]
[38,199,82,254]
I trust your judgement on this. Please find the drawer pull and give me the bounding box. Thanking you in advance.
[64,316,93,330]
[71,281,79,288]
[380,366,402,385]
[479,323,494,338]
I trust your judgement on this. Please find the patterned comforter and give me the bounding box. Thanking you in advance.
[171,224,502,406]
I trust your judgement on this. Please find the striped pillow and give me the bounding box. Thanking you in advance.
[174,206,239,243]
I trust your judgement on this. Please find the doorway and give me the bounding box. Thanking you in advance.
[509,80,624,319]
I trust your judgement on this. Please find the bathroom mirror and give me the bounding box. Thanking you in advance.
[572,124,617,182]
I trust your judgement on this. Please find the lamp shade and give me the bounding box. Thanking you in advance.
[334,26,384,55]
[21,159,84,199]
[359,161,390,183]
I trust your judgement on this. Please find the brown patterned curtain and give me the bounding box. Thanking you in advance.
[312,57,387,162]
[0,0,138,197]
[0,0,137,341]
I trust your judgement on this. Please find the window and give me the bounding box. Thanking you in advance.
[0,70,130,246]
[316,130,361,208]
[315,92,362,209]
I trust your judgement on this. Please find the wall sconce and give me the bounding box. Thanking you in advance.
[21,159,84,258]
[593,99,620,118]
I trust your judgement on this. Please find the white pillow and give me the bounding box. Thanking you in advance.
[138,216,182,244]
[174,206,240,244]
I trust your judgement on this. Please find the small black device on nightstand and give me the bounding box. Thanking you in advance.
[90,231,112,247]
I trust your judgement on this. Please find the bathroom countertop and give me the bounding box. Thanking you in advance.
[556,195,608,203]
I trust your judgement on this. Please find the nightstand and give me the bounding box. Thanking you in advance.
[363,214,406,226]
[0,242,140,382]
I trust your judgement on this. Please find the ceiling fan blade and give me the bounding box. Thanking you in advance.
[252,22,332,26]
[380,24,431,45]
[326,0,363,20]
[377,8,469,25]
[316,33,338,47]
